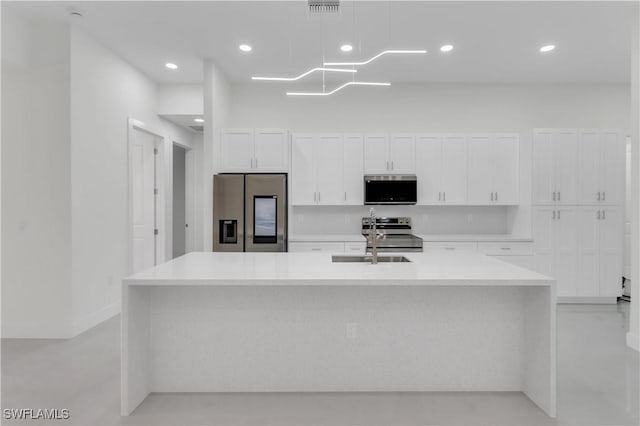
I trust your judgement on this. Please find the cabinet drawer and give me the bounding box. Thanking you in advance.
[477,242,533,256]
[288,242,345,253]
[344,242,366,254]
[423,242,478,251]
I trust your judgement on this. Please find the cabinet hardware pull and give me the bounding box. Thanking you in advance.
[495,192,498,201]
[318,192,321,202]
[558,192,561,201]
[553,210,556,220]
[391,161,394,170]
[490,192,493,201]
[597,210,601,220]
[500,247,512,250]
[552,192,556,201]
[344,192,347,201]
[386,160,389,170]
[597,192,600,201]
[311,248,321,251]
[445,247,455,250]
[438,192,441,201]
[254,158,258,168]
[558,210,561,220]
[602,192,605,201]
[603,210,606,220]
[443,192,446,202]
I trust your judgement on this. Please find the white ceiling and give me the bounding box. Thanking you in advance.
[5,1,635,86]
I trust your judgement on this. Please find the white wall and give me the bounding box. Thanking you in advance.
[158,84,203,116]
[204,60,231,251]
[1,12,73,337]
[231,84,629,237]
[629,6,639,352]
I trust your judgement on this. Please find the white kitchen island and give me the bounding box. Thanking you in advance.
[122,251,556,417]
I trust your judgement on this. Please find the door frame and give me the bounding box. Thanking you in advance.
[127,118,166,274]
[172,141,195,254]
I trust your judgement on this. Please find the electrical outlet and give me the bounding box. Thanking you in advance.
[346,322,358,339]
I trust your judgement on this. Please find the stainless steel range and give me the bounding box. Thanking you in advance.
[361,217,423,252]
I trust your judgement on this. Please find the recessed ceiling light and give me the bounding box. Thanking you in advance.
[440,44,454,53]
[194,118,204,123]
[165,63,178,70]
[341,44,353,52]
[539,44,556,53]
[239,44,252,52]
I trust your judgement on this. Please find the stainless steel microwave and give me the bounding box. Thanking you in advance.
[364,175,417,205]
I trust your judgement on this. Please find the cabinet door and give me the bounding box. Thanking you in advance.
[533,207,556,278]
[315,134,344,205]
[600,130,625,206]
[466,135,494,204]
[288,242,345,253]
[555,207,579,297]
[415,135,442,204]
[578,129,601,204]
[599,207,623,297]
[254,129,288,172]
[554,129,578,205]
[364,134,390,174]
[343,134,364,205]
[219,129,253,171]
[389,134,416,173]
[577,207,600,297]
[441,135,468,204]
[533,130,555,204]
[291,135,316,205]
[492,134,519,204]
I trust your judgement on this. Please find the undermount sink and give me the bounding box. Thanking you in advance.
[331,255,411,263]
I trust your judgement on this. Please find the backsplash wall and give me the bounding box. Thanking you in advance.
[291,206,513,236]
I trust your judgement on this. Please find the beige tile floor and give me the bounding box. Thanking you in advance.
[2,303,638,425]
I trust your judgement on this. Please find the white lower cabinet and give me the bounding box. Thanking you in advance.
[424,242,477,251]
[289,241,366,254]
[289,242,345,253]
[533,206,580,298]
[577,207,623,297]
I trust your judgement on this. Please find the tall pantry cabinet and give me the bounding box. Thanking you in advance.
[532,129,625,301]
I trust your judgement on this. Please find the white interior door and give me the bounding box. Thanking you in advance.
[131,128,157,273]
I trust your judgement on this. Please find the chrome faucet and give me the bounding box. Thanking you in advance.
[367,208,384,264]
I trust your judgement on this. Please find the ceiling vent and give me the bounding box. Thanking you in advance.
[308,0,340,13]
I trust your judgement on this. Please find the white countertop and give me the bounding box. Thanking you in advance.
[289,234,366,242]
[290,234,533,243]
[418,234,533,242]
[125,251,551,287]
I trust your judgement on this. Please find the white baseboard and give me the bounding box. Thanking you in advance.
[557,296,618,304]
[71,300,121,337]
[627,332,639,352]
[1,321,72,339]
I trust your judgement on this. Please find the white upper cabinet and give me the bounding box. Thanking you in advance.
[533,129,578,205]
[343,134,365,205]
[219,129,288,172]
[220,129,253,171]
[315,134,344,205]
[363,134,389,174]
[579,129,624,205]
[364,133,415,174]
[416,134,468,205]
[389,134,416,173]
[467,134,519,205]
[291,133,363,206]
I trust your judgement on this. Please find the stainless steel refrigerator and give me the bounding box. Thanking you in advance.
[213,173,287,252]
